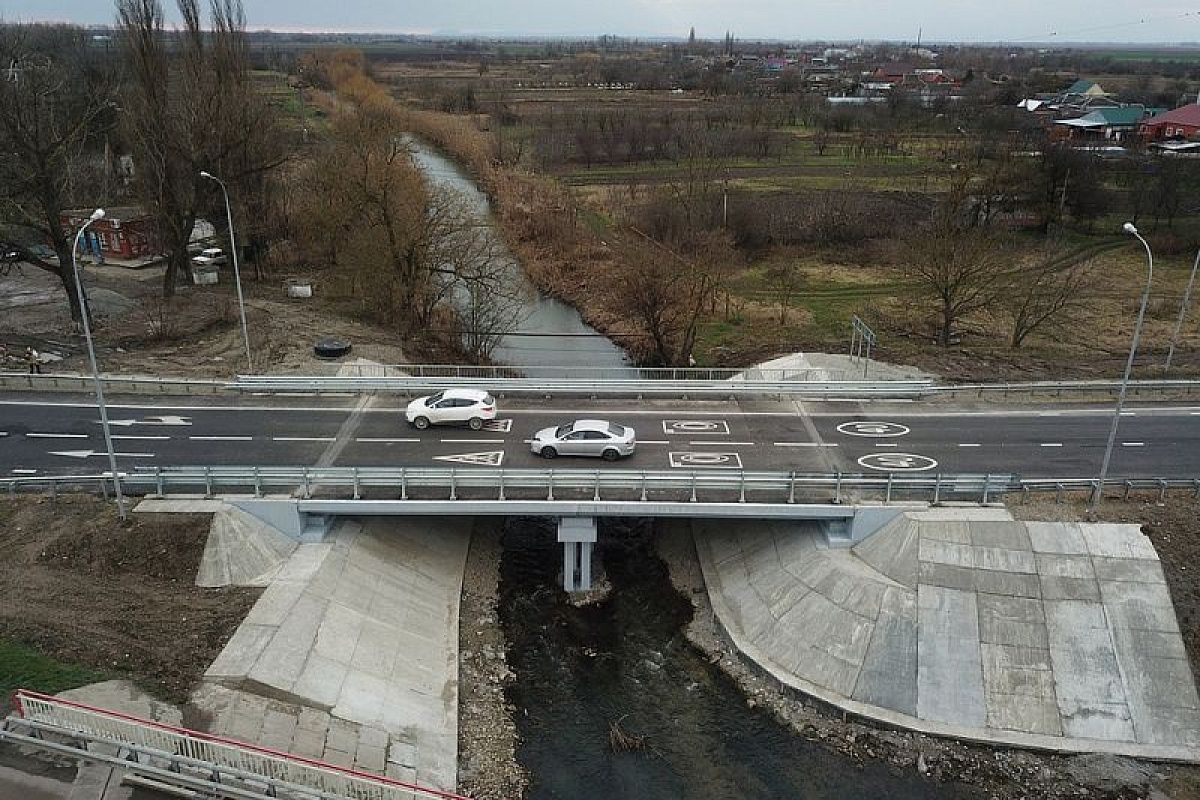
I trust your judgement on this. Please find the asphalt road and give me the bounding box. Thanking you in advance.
[1,392,1199,479]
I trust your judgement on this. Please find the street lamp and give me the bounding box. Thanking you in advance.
[71,208,126,521]
[1165,245,1199,371]
[199,171,252,371]
[1091,222,1154,512]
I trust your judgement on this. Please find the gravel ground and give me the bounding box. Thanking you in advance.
[456,520,528,800]
[656,518,1193,800]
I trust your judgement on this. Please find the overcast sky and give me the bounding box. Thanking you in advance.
[6,0,1200,43]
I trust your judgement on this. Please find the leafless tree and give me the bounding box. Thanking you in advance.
[764,261,803,324]
[1003,251,1099,349]
[0,24,116,322]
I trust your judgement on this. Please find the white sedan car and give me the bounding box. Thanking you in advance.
[191,247,228,267]
[531,419,636,461]
[405,388,497,430]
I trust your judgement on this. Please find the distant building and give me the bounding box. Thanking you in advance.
[1139,104,1200,141]
[1064,79,1109,97]
[60,206,159,261]
[1053,106,1162,142]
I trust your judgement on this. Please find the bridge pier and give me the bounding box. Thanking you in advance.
[558,517,597,592]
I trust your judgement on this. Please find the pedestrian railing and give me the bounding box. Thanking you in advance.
[3,689,465,800]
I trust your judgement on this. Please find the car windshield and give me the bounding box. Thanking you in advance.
[606,422,626,436]
[427,391,444,404]
[554,423,573,438]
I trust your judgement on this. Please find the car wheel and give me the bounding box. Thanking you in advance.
[540,446,557,459]
[468,417,483,431]
[412,416,430,430]
[601,448,620,462]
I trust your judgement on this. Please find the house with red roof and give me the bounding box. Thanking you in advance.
[1140,104,1200,141]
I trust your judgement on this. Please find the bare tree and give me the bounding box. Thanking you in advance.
[764,261,803,324]
[901,225,1008,347]
[1003,251,1099,349]
[0,24,116,322]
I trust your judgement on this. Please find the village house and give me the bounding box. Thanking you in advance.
[1052,106,1163,142]
[1139,103,1200,141]
[60,206,159,261]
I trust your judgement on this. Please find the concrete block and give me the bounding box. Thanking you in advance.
[1035,553,1096,579]
[918,561,976,591]
[851,515,918,587]
[1057,698,1136,741]
[972,546,1037,574]
[388,740,419,768]
[917,520,971,544]
[918,538,974,568]
[291,726,328,758]
[205,624,275,680]
[917,586,986,727]
[297,706,331,733]
[1039,575,1101,602]
[355,744,388,773]
[1026,522,1088,555]
[259,707,298,751]
[852,587,917,715]
[1091,557,1166,584]
[243,581,307,628]
[986,694,1063,736]
[973,570,1042,598]
[968,521,1032,551]
[325,718,360,754]
[292,654,349,709]
[1080,524,1158,560]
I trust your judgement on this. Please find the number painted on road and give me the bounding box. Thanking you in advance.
[836,421,910,438]
[663,420,730,435]
[669,451,743,468]
[857,453,937,472]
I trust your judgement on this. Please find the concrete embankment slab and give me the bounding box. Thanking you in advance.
[198,516,470,790]
[695,509,1200,761]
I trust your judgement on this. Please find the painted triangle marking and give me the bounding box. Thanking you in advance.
[433,450,505,466]
[483,418,513,433]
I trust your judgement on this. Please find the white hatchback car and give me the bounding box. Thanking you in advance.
[405,389,497,430]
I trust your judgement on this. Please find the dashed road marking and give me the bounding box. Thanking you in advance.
[1122,442,1145,447]
[11,469,37,474]
[190,435,252,441]
[27,432,88,438]
[958,443,981,447]
[1040,443,1063,447]
[272,436,335,442]
[111,435,170,441]
[773,442,838,447]
[356,437,420,443]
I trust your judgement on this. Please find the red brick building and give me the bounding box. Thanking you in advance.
[1139,103,1200,141]
[60,206,159,260]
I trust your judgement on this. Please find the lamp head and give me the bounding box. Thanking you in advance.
[199,171,213,179]
[89,208,105,222]
[1122,222,1138,235]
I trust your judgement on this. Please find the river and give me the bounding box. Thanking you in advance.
[407,141,632,373]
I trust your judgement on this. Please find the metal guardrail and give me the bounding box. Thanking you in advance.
[105,466,1200,506]
[0,371,227,394]
[929,379,1200,397]
[230,375,933,398]
[5,689,466,800]
[304,363,851,381]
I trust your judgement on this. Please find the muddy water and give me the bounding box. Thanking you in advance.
[406,142,632,373]
[498,518,980,800]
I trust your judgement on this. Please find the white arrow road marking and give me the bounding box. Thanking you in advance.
[28,432,88,438]
[144,415,192,425]
[773,442,838,447]
[434,450,505,466]
[857,453,938,472]
[51,450,156,459]
[104,419,139,427]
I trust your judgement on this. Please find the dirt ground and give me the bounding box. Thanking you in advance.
[0,494,258,705]
[0,261,426,379]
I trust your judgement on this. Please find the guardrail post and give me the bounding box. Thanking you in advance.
[400,468,407,500]
[788,471,796,504]
[204,466,213,499]
[498,470,505,501]
[1056,483,1064,504]
[1193,479,1200,499]
[833,472,842,505]
[1158,479,1167,504]
[981,474,991,505]
[352,468,360,500]
[932,473,942,505]
[593,471,601,502]
[449,468,457,501]
[155,467,164,497]
[253,466,262,498]
[739,471,746,503]
[885,473,893,503]
[1122,481,1132,501]
[1089,480,1101,506]
[640,472,647,502]
[690,472,698,503]
[547,470,554,501]
[301,468,311,499]
[50,479,58,500]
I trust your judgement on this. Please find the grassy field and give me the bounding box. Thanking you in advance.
[0,639,107,698]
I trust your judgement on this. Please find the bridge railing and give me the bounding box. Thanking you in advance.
[5,689,465,800]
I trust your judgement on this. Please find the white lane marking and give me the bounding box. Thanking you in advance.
[1040,443,1063,447]
[636,440,669,445]
[50,449,155,458]
[11,469,37,474]
[272,436,335,442]
[958,443,981,447]
[440,438,505,444]
[876,442,899,447]
[773,442,838,447]
[190,435,253,441]
[0,432,7,437]
[111,435,170,441]
[1121,442,1145,447]
[356,437,420,443]
[27,432,88,438]
[689,440,754,446]
[434,450,504,466]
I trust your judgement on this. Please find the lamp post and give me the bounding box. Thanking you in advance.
[1091,222,1154,513]
[1165,245,1199,371]
[71,208,126,521]
[199,171,252,371]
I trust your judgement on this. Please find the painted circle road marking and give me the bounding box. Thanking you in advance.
[857,453,938,472]
[669,451,744,468]
[663,420,731,435]
[837,421,911,437]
